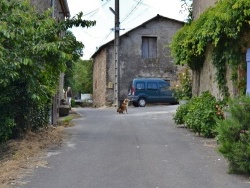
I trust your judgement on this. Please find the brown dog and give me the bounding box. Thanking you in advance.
[117,99,130,114]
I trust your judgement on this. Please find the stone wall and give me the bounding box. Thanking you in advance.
[93,48,108,107]
[192,0,217,20]
[30,0,66,20]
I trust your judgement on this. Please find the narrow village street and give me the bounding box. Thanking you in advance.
[15,105,250,188]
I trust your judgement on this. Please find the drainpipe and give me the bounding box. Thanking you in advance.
[51,0,55,18]
[246,48,250,95]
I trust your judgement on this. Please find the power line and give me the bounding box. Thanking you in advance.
[97,0,145,49]
[83,30,103,38]
[134,0,154,8]
[83,0,111,18]
[121,7,149,26]
[98,30,113,47]
[120,0,143,24]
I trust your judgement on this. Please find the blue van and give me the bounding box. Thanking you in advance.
[127,78,177,107]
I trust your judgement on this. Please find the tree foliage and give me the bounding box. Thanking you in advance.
[73,59,93,94]
[216,96,250,174]
[65,59,93,96]
[0,0,95,142]
[180,0,193,23]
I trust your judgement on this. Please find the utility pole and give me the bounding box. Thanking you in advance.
[110,0,120,107]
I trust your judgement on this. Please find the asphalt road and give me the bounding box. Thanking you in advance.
[17,105,249,188]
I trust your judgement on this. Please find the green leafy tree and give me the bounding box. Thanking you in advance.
[70,59,93,96]
[0,0,95,142]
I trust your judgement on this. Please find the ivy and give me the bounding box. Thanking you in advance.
[170,0,250,98]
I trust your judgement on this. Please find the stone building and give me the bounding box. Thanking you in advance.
[30,0,70,19]
[192,0,217,20]
[91,14,184,107]
[30,0,70,124]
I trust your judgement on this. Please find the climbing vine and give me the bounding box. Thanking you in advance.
[170,0,250,98]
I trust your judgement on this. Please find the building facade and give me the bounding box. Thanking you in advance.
[92,15,184,107]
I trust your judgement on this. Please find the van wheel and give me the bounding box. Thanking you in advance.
[132,102,139,107]
[138,98,146,107]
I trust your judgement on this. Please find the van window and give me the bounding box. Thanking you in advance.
[159,82,169,91]
[136,82,145,90]
[147,82,158,90]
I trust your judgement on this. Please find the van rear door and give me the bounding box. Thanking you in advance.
[158,81,174,102]
[146,81,159,102]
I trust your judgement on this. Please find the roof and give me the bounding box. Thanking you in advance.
[91,14,184,58]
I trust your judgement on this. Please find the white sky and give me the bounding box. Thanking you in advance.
[67,0,188,60]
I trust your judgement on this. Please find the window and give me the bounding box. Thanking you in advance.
[147,82,158,90]
[142,37,157,58]
[159,82,169,91]
[136,82,145,90]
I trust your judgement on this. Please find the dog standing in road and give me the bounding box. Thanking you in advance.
[117,99,130,114]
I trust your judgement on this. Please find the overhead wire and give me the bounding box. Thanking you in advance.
[83,0,111,18]
[132,0,155,9]
[96,0,152,51]
[81,0,112,49]
[121,7,149,26]
[83,30,103,38]
[98,0,144,48]
[98,30,113,48]
[120,0,143,24]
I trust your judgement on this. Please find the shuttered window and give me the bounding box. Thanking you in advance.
[142,37,157,58]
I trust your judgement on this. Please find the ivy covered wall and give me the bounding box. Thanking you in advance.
[170,0,250,100]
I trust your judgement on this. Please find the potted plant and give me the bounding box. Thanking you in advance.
[171,67,192,104]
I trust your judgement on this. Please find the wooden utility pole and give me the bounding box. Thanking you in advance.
[110,0,120,107]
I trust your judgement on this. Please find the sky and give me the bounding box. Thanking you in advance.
[67,0,188,60]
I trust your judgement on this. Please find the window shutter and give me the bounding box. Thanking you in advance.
[142,38,149,58]
[148,38,157,58]
[247,48,250,62]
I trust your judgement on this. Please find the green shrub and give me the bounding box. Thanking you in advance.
[0,117,15,143]
[186,92,224,137]
[71,99,76,107]
[171,68,192,101]
[173,102,189,125]
[173,91,224,138]
[216,96,250,174]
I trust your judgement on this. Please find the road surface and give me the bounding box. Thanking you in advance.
[17,105,250,188]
